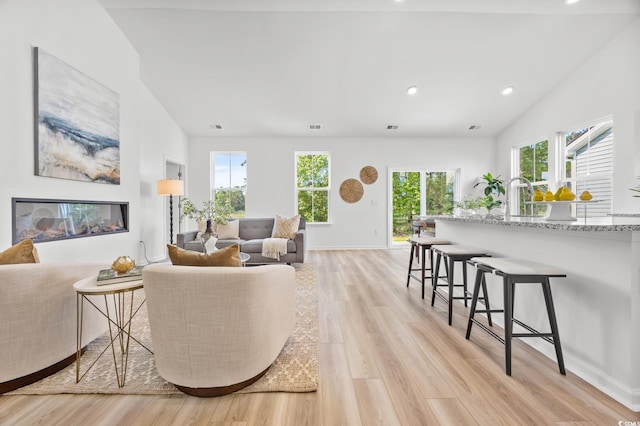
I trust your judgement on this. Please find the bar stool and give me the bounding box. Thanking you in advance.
[412,219,436,236]
[466,257,566,376]
[431,245,491,325]
[406,236,450,299]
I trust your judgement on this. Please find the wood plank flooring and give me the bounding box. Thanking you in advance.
[1,249,639,425]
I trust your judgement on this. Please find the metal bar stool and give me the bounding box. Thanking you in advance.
[430,245,490,325]
[406,236,450,299]
[465,257,566,376]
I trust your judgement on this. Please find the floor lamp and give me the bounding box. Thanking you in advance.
[157,179,184,245]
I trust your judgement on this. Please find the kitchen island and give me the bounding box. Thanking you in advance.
[434,215,640,411]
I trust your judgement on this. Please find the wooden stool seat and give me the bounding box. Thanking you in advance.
[430,245,491,325]
[406,237,450,299]
[466,257,566,376]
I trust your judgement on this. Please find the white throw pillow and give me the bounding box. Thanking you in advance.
[216,219,240,239]
[271,214,300,240]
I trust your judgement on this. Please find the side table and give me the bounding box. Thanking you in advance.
[73,275,152,387]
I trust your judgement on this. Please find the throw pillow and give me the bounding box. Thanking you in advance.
[216,219,240,239]
[271,214,300,239]
[0,239,40,264]
[167,243,241,267]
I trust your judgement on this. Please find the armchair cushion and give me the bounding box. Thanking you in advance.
[0,239,40,265]
[168,244,241,267]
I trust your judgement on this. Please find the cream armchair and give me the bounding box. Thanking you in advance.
[142,263,296,396]
[0,263,106,393]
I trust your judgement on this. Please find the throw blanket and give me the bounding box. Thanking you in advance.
[262,237,288,260]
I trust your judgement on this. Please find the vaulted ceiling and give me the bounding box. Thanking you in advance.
[99,0,639,138]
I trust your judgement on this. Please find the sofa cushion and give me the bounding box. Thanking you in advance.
[184,240,204,252]
[168,244,241,267]
[271,214,300,239]
[216,239,247,250]
[239,218,275,240]
[242,239,296,253]
[216,219,240,239]
[0,239,40,264]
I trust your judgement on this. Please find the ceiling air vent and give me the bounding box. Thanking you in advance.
[386,125,399,130]
[468,125,481,130]
[309,124,321,130]
[209,124,223,130]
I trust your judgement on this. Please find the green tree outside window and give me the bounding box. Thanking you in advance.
[297,153,329,223]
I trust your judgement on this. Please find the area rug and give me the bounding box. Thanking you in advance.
[8,263,318,395]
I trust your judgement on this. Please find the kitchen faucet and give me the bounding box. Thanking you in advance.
[504,176,534,219]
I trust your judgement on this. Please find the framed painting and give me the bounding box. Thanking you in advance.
[33,47,120,184]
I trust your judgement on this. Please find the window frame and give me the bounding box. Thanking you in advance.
[295,151,331,224]
[210,151,247,218]
[510,137,550,216]
[557,116,613,217]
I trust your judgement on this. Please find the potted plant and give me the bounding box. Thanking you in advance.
[473,173,506,218]
[455,196,483,217]
[181,198,232,237]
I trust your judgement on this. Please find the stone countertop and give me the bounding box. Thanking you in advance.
[433,215,640,232]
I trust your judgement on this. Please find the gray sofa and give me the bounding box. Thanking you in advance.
[176,217,305,264]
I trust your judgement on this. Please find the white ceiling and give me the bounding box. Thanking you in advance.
[100,0,640,138]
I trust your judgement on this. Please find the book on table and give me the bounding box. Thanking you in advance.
[97,265,144,286]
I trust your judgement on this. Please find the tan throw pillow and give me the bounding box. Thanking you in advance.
[271,214,300,239]
[167,243,241,267]
[0,239,40,264]
[216,219,240,239]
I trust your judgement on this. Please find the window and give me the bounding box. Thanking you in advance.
[211,152,246,218]
[561,118,613,217]
[513,139,549,216]
[391,170,457,242]
[296,153,329,223]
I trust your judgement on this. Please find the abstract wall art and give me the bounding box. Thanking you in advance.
[34,47,120,184]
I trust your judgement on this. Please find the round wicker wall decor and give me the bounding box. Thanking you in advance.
[359,166,378,185]
[339,179,364,203]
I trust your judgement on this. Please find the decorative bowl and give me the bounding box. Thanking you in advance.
[112,255,136,274]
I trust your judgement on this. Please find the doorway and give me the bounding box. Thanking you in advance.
[389,169,458,244]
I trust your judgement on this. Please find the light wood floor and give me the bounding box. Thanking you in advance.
[1,249,639,425]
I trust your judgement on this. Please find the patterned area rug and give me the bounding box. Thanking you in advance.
[8,263,318,395]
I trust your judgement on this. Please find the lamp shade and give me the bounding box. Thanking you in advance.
[157,179,184,196]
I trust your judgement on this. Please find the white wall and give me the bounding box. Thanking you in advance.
[188,136,495,249]
[137,85,188,262]
[496,17,640,214]
[0,0,187,264]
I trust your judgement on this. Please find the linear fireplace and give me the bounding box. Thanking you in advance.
[12,198,128,244]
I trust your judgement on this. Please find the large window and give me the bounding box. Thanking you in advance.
[211,152,246,218]
[296,153,329,223]
[513,139,549,216]
[561,118,613,217]
[391,170,457,242]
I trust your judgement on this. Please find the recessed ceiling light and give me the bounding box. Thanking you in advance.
[501,86,514,95]
[407,86,418,95]
[566,0,580,4]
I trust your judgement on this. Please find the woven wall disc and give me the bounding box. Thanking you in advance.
[359,166,378,185]
[339,179,364,203]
